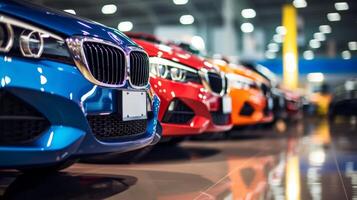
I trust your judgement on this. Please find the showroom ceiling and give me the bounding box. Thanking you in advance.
[32,0,356,58]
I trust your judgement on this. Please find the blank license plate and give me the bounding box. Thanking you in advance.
[122,91,147,121]
[222,95,232,114]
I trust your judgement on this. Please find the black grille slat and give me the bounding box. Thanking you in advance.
[87,115,147,141]
[207,72,223,94]
[162,99,195,124]
[83,42,126,85]
[130,51,149,87]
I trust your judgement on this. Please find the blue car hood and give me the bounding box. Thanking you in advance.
[0,0,137,47]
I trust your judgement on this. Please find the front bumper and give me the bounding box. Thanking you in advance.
[151,77,232,136]
[0,56,160,168]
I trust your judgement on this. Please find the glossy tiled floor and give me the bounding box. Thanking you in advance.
[1,117,357,200]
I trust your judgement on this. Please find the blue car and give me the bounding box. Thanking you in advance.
[0,0,161,171]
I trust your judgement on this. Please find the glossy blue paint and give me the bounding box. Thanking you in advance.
[0,1,160,169]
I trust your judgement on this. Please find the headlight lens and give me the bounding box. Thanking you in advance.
[0,15,72,64]
[149,57,201,84]
[226,73,258,90]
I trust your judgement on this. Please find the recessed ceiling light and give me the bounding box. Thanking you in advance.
[314,32,326,41]
[293,0,307,8]
[179,15,194,25]
[273,34,284,43]
[310,39,321,49]
[241,9,256,19]
[240,23,254,33]
[303,50,314,60]
[268,43,279,52]
[118,21,133,32]
[342,50,351,59]
[335,2,349,11]
[276,26,287,35]
[173,0,189,5]
[327,13,341,21]
[101,4,117,14]
[265,51,276,59]
[319,25,332,34]
[64,9,76,15]
[348,41,357,51]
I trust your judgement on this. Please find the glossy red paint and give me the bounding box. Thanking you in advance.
[129,35,232,136]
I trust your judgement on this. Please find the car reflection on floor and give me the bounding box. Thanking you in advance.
[1,117,357,200]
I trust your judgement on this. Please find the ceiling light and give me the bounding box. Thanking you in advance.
[101,4,117,14]
[348,41,357,51]
[265,51,276,59]
[342,50,351,59]
[307,73,324,83]
[241,9,256,19]
[314,32,326,41]
[319,25,332,34]
[273,34,284,43]
[335,2,349,11]
[309,39,321,49]
[191,36,205,51]
[303,50,314,60]
[118,21,133,32]
[173,0,189,5]
[327,13,341,21]
[276,26,287,35]
[293,0,307,8]
[240,23,254,33]
[268,43,279,52]
[64,9,76,15]
[180,15,194,25]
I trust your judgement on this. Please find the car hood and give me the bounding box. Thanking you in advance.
[132,38,216,71]
[0,0,137,48]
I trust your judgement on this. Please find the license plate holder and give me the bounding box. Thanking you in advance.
[121,91,147,121]
[222,95,232,114]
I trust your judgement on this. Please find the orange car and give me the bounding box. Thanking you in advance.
[213,59,274,126]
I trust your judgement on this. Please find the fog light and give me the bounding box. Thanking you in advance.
[0,23,13,52]
[19,30,44,58]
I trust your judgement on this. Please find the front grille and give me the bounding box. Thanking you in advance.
[129,51,150,87]
[87,115,147,141]
[82,42,126,85]
[210,112,230,125]
[0,90,50,144]
[207,72,223,94]
[240,102,255,116]
[162,99,195,124]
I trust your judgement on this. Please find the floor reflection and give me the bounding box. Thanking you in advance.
[1,117,357,199]
[0,172,137,200]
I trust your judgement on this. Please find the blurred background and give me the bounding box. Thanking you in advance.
[33,0,357,92]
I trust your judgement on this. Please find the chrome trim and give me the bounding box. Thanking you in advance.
[127,46,150,89]
[66,36,127,88]
[19,30,44,58]
[0,22,14,53]
[199,68,226,96]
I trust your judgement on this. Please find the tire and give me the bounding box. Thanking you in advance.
[19,159,77,174]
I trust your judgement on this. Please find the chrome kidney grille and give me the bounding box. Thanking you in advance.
[66,36,149,88]
[82,42,126,85]
[129,51,150,87]
[207,72,224,94]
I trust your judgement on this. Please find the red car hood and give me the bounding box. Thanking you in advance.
[132,38,216,71]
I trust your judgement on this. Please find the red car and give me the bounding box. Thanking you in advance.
[127,33,233,143]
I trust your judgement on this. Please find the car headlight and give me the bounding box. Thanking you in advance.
[149,57,201,84]
[226,73,258,90]
[0,14,72,64]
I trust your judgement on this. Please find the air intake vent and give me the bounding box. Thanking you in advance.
[129,51,150,87]
[82,41,126,86]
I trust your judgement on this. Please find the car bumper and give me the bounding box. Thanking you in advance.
[151,77,232,136]
[0,56,160,168]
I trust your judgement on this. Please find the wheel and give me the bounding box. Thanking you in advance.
[19,159,78,174]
